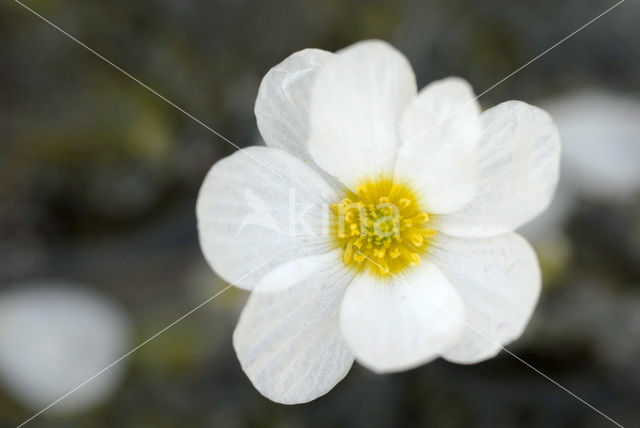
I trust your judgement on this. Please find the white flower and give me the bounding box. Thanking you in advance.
[0,282,131,414]
[545,89,640,202]
[520,89,640,263]
[197,40,560,404]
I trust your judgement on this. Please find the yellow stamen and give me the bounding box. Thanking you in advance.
[330,177,436,276]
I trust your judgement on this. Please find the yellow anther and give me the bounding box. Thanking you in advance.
[340,199,353,208]
[373,248,386,258]
[399,247,420,265]
[413,212,429,223]
[398,198,412,209]
[421,228,437,238]
[408,233,424,247]
[376,260,390,275]
[408,253,420,266]
[343,239,356,264]
[331,177,435,276]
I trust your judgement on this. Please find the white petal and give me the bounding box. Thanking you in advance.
[255,48,332,166]
[253,249,343,294]
[196,146,337,290]
[430,233,541,364]
[396,77,481,213]
[340,263,465,373]
[542,89,640,201]
[437,101,560,237]
[233,253,355,404]
[0,283,131,413]
[518,180,575,245]
[308,40,417,188]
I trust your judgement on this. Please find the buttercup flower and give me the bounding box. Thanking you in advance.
[519,89,640,278]
[542,89,640,202]
[197,40,560,404]
[0,282,131,413]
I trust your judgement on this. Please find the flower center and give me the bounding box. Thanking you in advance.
[330,177,436,276]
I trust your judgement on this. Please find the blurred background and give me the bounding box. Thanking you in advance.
[1,0,640,426]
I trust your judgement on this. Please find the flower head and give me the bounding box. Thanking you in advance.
[331,177,436,275]
[0,282,131,413]
[197,40,560,404]
[544,89,640,201]
[519,90,640,279]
